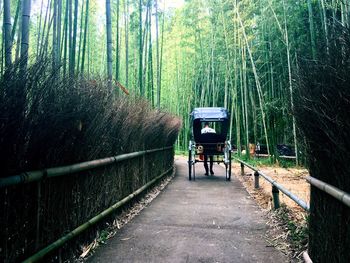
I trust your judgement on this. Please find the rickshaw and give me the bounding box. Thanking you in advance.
[188,107,232,181]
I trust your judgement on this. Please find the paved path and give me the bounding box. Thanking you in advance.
[88,159,287,263]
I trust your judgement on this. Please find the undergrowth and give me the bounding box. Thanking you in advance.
[235,153,300,169]
[275,205,309,250]
[0,60,181,262]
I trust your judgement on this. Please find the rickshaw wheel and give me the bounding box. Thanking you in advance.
[188,150,192,181]
[225,150,232,181]
[228,150,232,180]
[225,164,229,181]
[193,160,196,180]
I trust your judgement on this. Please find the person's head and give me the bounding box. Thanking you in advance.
[204,122,210,127]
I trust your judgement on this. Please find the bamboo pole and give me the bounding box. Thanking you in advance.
[138,0,143,96]
[115,0,120,81]
[155,0,160,108]
[20,0,32,71]
[124,0,129,88]
[303,251,313,263]
[81,0,89,73]
[3,0,12,68]
[106,0,113,86]
[0,147,173,188]
[22,166,174,263]
[306,176,350,208]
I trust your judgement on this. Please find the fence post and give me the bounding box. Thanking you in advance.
[240,163,244,176]
[272,185,280,209]
[254,171,259,189]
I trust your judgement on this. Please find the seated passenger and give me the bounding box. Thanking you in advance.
[201,122,216,134]
[201,122,215,176]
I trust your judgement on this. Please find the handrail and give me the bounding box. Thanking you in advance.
[234,157,310,211]
[303,251,313,263]
[22,166,174,263]
[0,146,173,188]
[306,176,350,208]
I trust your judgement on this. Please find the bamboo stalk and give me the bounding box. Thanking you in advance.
[106,0,113,85]
[3,0,12,67]
[20,0,32,70]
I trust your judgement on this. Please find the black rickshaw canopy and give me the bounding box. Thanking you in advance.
[190,107,229,121]
[190,107,230,143]
[188,107,232,181]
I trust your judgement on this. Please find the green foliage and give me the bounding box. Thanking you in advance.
[97,230,110,244]
[276,205,309,249]
[235,153,273,167]
[0,0,342,164]
[277,158,297,168]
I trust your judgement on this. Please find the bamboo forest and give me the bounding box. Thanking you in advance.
[1,0,350,262]
[0,0,349,158]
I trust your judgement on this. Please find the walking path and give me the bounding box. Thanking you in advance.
[88,159,287,262]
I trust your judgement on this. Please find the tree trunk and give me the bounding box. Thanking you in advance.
[139,0,143,95]
[106,0,113,86]
[124,0,129,88]
[63,0,69,76]
[71,0,78,75]
[147,0,154,105]
[155,0,160,108]
[243,47,249,158]
[3,0,12,68]
[141,4,149,98]
[81,0,89,73]
[320,0,329,55]
[38,0,51,59]
[11,0,21,43]
[68,0,73,74]
[20,0,31,71]
[36,0,43,59]
[115,0,120,81]
[307,0,317,59]
[52,0,58,68]
[57,0,62,66]
[159,2,165,107]
[41,9,54,59]
[15,0,23,62]
[77,0,84,72]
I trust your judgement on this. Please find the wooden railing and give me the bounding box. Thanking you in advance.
[234,157,309,211]
[1,146,174,262]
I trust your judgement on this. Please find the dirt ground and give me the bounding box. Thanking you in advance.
[231,161,310,221]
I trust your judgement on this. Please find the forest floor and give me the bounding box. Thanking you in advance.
[231,161,310,220]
